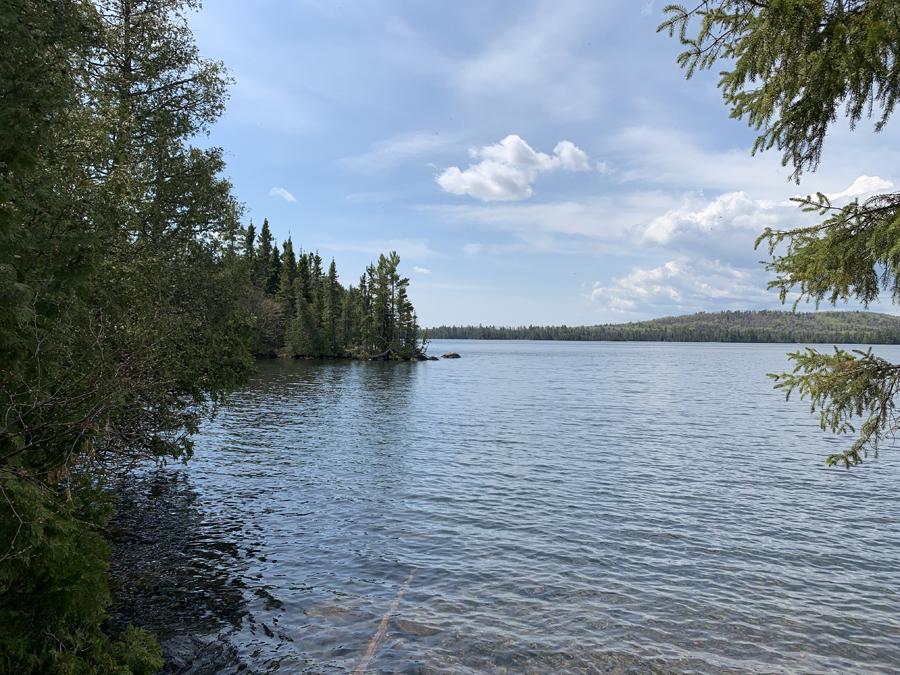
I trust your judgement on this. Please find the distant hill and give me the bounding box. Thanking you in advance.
[426,310,900,344]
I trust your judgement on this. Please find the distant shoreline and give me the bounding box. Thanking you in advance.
[425,310,900,345]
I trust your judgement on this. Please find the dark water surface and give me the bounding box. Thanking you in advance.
[123,341,900,674]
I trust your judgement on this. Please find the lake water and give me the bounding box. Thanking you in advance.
[111,341,900,674]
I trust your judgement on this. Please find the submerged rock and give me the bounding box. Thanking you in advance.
[394,618,441,635]
[161,635,241,675]
[441,352,461,359]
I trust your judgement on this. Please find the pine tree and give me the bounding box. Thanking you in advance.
[661,0,900,467]
[257,218,274,292]
[297,250,312,304]
[243,222,257,258]
[269,237,282,296]
[326,259,341,355]
[278,237,297,310]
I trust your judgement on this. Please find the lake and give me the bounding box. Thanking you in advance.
[109,340,900,674]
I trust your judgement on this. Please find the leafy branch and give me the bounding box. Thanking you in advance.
[772,347,900,467]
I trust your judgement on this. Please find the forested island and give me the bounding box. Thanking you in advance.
[428,310,900,344]
[236,219,422,360]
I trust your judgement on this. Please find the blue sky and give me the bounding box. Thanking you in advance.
[190,0,898,327]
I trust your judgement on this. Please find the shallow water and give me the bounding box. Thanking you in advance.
[114,341,900,674]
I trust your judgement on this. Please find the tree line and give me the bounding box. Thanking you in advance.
[237,219,421,360]
[428,310,900,344]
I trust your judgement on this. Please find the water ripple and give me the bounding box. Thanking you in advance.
[146,341,900,674]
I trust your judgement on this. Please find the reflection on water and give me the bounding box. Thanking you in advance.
[105,470,247,673]
[112,342,900,674]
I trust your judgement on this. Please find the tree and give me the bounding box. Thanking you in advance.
[244,222,257,260]
[257,218,275,293]
[660,1,900,467]
[1,0,252,671]
[325,259,341,355]
[278,237,297,310]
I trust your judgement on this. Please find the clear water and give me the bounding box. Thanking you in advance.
[113,341,900,674]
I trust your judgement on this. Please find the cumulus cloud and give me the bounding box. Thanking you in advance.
[826,175,894,201]
[436,135,591,201]
[323,238,441,259]
[638,192,765,246]
[425,189,809,261]
[269,187,297,203]
[635,191,791,257]
[627,190,820,267]
[340,132,456,172]
[412,266,432,274]
[590,257,771,314]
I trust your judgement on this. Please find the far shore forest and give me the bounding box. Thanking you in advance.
[428,311,900,345]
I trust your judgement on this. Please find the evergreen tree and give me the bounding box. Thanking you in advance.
[244,222,257,258]
[325,259,341,355]
[1,0,252,671]
[278,237,297,310]
[297,250,312,304]
[257,218,274,292]
[661,0,900,467]
[270,238,282,296]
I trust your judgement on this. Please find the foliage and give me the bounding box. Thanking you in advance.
[771,348,900,467]
[0,476,162,674]
[243,236,424,360]
[111,626,163,675]
[660,1,900,466]
[758,191,900,309]
[658,0,900,181]
[1,0,253,671]
[428,310,900,343]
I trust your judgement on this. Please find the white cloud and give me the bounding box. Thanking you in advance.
[454,3,609,121]
[590,257,772,315]
[636,191,784,250]
[611,126,792,192]
[436,135,591,202]
[550,140,592,171]
[323,238,442,259]
[640,1,654,17]
[826,175,894,201]
[423,193,676,243]
[628,190,823,269]
[340,132,456,172]
[412,266,432,274]
[269,187,297,203]
[424,187,815,263]
[639,192,758,246]
[463,243,483,255]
